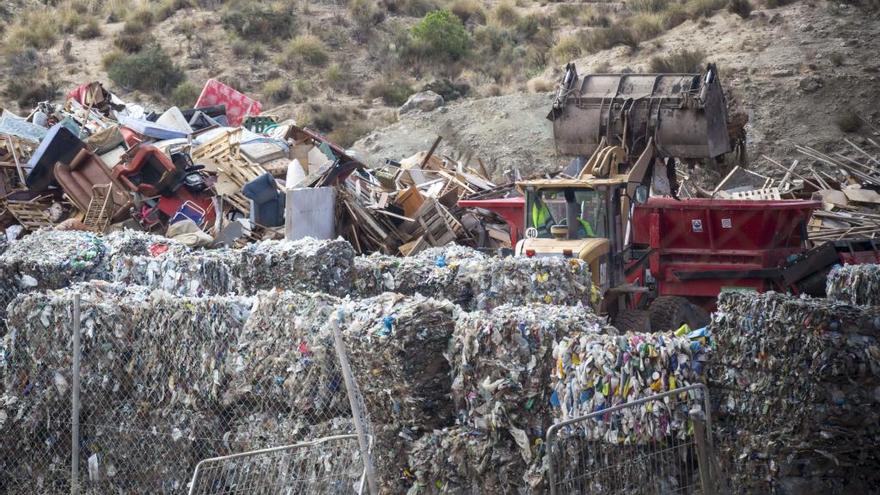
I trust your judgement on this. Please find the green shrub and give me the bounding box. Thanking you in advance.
[262,78,291,103]
[328,120,370,148]
[284,35,329,67]
[231,39,249,58]
[628,0,670,12]
[76,19,102,39]
[4,80,58,109]
[114,27,155,53]
[556,4,583,22]
[101,49,124,70]
[835,109,862,133]
[411,9,470,61]
[221,4,297,43]
[107,45,184,93]
[59,8,84,34]
[6,47,41,76]
[552,34,582,62]
[171,81,201,107]
[422,78,469,101]
[585,25,639,53]
[128,8,155,27]
[491,1,520,26]
[366,78,413,106]
[649,49,705,72]
[728,0,753,17]
[451,0,486,24]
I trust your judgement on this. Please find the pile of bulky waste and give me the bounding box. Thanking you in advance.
[0,80,513,259]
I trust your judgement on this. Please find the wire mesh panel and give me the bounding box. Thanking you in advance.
[188,434,368,495]
[546,384,716,495]
[1,289,377,494]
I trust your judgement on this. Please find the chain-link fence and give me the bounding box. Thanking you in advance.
[546,384,717,495]
[0,292,376,494]
[188,434,370,495]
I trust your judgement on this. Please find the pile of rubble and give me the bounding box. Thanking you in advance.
[709,291,880,494]
[0,80,512,257]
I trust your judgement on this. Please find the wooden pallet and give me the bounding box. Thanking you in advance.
[83,184,113,233]
[5,194,55,230]
[192,129,268,215]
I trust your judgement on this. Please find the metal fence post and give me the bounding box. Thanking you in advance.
[70,293,82,495]
[330,315,378,495]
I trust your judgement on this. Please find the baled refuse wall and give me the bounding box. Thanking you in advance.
[0,233,602,495]
[826,263,880,307]
[709,291,880,494]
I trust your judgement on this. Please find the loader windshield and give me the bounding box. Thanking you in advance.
[527,188,607,240]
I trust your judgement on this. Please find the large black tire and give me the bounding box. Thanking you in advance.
[649,296,710,332]
[613,310,652,333]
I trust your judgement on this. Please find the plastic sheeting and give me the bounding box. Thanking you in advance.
[709,291,880,494]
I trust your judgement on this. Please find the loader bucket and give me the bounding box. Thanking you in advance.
[548,63,732,160]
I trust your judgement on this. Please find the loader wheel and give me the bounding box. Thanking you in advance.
[613,310,652,333]
[649,296,710,333]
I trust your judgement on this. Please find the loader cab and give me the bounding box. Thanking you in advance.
[516,179,632,296]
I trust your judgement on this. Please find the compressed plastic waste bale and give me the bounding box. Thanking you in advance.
[225,290,350,418]
[112,249,241,296]
[351,254,463,301]
[103,228,189,261]
[455,256,591,311]
[550,330,710,425]
[0,230,110,335]
[235,237,355,296]
[709,291,880,494]
[406,426,530,495]
[0,282,253,487]
[826,263,880,307]
[337,293,458,493]
[450,305,614,467]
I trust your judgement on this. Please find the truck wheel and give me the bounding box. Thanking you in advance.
[649,296,710,333]
[613,310,652,333]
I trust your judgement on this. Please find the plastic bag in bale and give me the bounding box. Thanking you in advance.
[223,290,350,421]
[103,228,189,261]
[336,293,457,493]
[455,256,591,311]
[236,238,355,296]
[827,263,880,307]
[450,305,613,459]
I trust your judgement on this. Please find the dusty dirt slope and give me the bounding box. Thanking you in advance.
[355,1,880,181]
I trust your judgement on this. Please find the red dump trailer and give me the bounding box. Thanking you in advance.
[460,196,880,317]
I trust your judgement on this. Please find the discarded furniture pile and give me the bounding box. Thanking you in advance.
[709,291,880,494]
[0,81,509,254]
[678,138,880,242]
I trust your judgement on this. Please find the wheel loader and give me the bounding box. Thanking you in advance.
[461,63,879,331]
[516,63,736,331]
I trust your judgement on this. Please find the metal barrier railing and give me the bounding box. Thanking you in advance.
[188,434,371,495]
[546,384,716,495]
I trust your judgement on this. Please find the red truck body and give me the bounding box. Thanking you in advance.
[460,196,880,310]
[626,198,819,309]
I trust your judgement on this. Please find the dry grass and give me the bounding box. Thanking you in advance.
[491,1,521,26]
[552,34,583,62]
[649,49,706,72]
[171,81,200,107]
[527,76,554,93]
[6,11,58,50]
[450,0,486,24]
[686,0,727,17]
[262,78,292,103]
[366,78,413,106]
[629,13,665,43]
[584,25,639,53]
[628,0,671,12]
[284,35,330,67]
[76,18,102,39]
